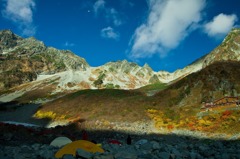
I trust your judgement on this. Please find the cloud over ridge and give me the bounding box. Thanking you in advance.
[204,13,238,38]
[2,0,36,36]
[129,0,206,59]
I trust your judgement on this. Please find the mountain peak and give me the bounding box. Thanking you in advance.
[222,28,240,43]
[202,28,240,68]
[0,29,14,34]
[143,63,150,68]
[0,30,21,53]
[143,63,153,72]
[0,29,20,39]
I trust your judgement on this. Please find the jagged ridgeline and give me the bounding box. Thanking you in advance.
[0,30,88,89]
[0,30,165,91]
[0,28,240,92]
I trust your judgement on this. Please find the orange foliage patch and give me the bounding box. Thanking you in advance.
[167,124,174,130]
[222,110,232,116]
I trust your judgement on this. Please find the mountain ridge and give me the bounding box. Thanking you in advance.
[0,28,239,94]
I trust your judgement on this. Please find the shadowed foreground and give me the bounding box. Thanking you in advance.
[1,121,240,159]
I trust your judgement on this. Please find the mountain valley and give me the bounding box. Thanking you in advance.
[0,28,240,138]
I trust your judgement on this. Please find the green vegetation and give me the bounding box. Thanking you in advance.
[69,89,141,99]
[31,54,42,61]
[93,72,106,87]
[105,83,114,89]
[108,67,114,72]
[54,60,66,70]
[38,87,152,123]
[104,83,121,89]
[138,82,168,92]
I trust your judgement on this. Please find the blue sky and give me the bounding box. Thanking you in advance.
[0,0,239,72]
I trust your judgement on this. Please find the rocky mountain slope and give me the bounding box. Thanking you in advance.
[0,28,239,104]
[0,30,163,96]
[157,28,240,83]
[203,28,240,67]
[0,30,88,90]
[0,30,161,93]
[1,28,239,95]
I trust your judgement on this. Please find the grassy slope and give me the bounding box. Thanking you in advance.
[137,82,168,93]
[38,89,155,122]
[22,61,240,135]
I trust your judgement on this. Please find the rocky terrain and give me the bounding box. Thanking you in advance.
[1,122,240,159]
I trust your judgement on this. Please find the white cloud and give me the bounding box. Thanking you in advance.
[129,0,206,59]
[64,42,75,47]
[93,0,105,15]
[2,0,36,36]
[93,0,122,26]
[204,13,238,38]
[101,27,119,40]
[106,8,122,26]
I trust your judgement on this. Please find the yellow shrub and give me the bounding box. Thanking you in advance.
[229,115,237,121]
[198,119,212,126]
[198,119,206,125]
[58,115,67,120]
[148,109,159,113]
[179,120,185,126]
[34,110,56,120]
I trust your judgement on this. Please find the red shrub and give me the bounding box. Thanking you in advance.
[222,110,232,116]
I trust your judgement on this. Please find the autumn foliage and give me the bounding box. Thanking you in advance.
[147,108,240,134]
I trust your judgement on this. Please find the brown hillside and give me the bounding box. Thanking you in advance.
[153,61,240,108]
[38,89,155,123]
